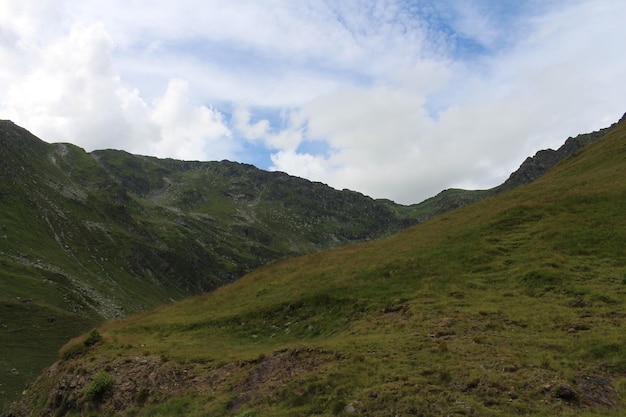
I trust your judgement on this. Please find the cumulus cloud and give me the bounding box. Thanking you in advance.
[233,106,270,140]
[270,150,330,179]
[267,0,626,203]
[150,79,232,161]
[1,0,625,205]
[2,22,133,149]
[0,13,233,162]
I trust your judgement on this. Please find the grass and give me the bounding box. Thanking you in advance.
[9,117,624,415]
[1,121,420,407]
[0,300,95,406]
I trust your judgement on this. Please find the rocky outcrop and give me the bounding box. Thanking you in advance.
[407,119,619,221]
[496,124,615,192]
[5,347,342,417]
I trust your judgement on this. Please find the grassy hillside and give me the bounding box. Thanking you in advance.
[0,120,415,407]
[392,121,615,222]
[8,117,625,416]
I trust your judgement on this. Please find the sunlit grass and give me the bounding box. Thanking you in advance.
[7,121,626,415]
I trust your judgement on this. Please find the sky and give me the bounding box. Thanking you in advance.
[1,1,625,204]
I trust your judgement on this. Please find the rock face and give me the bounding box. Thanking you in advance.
[577,375,618,408]
[496,125,615,192]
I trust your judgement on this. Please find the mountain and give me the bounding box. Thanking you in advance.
[401,121,617,222]
[0,120,415,406]
[6,115,625,416]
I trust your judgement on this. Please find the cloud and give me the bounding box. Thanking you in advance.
[0,16,233,162]
[268,85,438,200]
[267,0,626,203]
[270,150,330,179]
[150,79,232,161]
[1,0,625,205]
[2,22,134,149]
[233,106,270,140]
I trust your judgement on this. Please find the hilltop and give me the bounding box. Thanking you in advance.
[6,114,625,416]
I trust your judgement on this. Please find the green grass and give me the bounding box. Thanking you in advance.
[0,300,95,407]
[1,120,423,408]
[9,118,625,415]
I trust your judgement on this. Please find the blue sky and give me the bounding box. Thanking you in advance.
[1,0,625,204]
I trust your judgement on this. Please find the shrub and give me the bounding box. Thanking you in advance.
[84,371,114,402]
[83,329,102,347]
[59,329,103,360]
[60,341,87,360]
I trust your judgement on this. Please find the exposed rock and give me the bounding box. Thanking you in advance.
[6,347,343,417]
[578,375,618,408]
[496,123,616,193]
[345,402,357,413]
[555,383,578,402]
[553,376,619,409]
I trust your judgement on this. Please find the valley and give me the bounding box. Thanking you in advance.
[1,115,624,415]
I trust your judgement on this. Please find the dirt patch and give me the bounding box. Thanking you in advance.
[577,375,618,408]
[230,347,341,412]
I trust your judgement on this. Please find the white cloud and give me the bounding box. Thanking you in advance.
[234,105,304,152]
[150,79,232,161]
[268,86,438,201]
[1,0,625,205]
[270,150,329,179]
[0,16,233,162]
[233,106,270,140]
[2,22,132,149]
[268,0,626,203]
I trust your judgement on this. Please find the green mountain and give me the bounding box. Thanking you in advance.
[401,122,615,222]
[6,115,625,416]
[0,120,415,406]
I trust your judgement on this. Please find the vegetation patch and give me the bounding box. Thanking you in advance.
[83,371,114,402]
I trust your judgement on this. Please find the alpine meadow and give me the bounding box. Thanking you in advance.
[3,114,625,416]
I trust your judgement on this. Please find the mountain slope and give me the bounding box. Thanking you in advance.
[9,116,625,416]
[0,120,414,406]
[401,121,616,222]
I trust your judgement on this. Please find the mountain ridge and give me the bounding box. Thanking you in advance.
[6,113,625,416]
[0,120,415,406]
[404,120,617,221]
[0,116,620,408]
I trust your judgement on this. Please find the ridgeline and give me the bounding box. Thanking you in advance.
[5,114,625,415]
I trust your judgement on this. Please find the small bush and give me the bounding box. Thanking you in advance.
[84,371,114,402]
[83,329,102,347]
[60,342,87,360]
[60,329,103,360]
